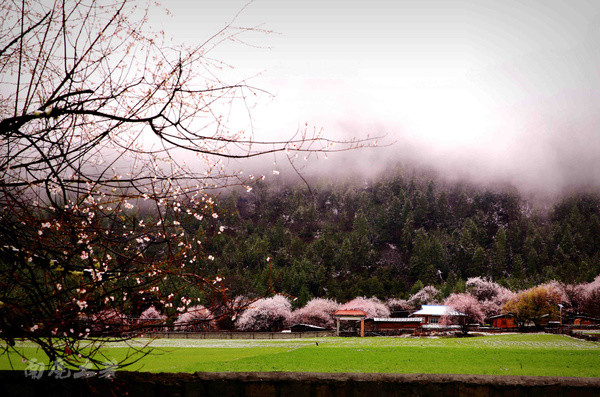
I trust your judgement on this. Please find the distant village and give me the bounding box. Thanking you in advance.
[117,277,600,340]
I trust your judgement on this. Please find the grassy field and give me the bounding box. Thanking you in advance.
[2,333,600,377]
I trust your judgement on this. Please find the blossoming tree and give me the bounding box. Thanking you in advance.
[338,297,390,318]
[235,295,292,332]
[174,305,212,332]
[138,306,167,332]
[407,286,440,310]
[569,275,600,318]
[465,277,515,318]
[502,285,564,329]
[0,0,375,368]
[386,298,412,314]
[582,276,600,317]
[442,293,485,335]
[290,298,339,328]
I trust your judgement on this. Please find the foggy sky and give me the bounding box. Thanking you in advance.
[155,1,600,196]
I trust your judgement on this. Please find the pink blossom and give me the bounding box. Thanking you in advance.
[290,298,339,328]
[339,297,390,318]
[466,277,509,301]
[174,305,212,331]
[572,274,600,317]
[539,280,569,305]
[465,277,515,317]
[442,293,485,334]
[138,306,167,332]
[90,309,128,333]
[386,298,412,313]
[139,306,166,321]
[236,295,292,332]
[408,286,440,309]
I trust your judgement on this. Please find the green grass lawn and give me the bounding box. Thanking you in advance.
[2,334,599,377]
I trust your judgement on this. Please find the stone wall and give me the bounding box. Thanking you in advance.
[2,370,600,397]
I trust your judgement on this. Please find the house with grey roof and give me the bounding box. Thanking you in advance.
[410,305,465,327]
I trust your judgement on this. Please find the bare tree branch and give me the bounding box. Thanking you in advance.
[0,0,379,369]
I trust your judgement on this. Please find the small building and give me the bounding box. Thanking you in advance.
[364,317,423,333]
[333,309,367,337]
[410,305,459,325]
[489,313,517,329]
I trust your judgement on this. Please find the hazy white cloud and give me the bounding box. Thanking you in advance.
[156,0,600,195]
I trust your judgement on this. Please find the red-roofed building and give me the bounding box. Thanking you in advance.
[333,309,367,337]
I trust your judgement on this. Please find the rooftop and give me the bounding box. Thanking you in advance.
[370,317,423,323]
[489,313,515,319]
[333,309,367,317]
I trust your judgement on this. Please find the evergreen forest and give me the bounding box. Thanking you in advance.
[187,168,600,307]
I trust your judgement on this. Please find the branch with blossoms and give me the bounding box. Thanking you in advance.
[0,0,381,368]
[0,189,230,368]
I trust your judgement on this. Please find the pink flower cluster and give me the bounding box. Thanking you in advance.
[407,286,440,309]
[138,306,167,332]
[174,305,212,331]
[466,277,515,317]
[290,298,339,328]
[235,295,292,332]
[569,275,600,317]
[338,297,390,318]
[442,293,485,328]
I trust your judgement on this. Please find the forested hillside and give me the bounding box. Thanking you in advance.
[196,169,600,306]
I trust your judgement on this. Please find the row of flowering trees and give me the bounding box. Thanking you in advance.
[94,274,600,333]
[443,276,600,333]
[230,275,600,332]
